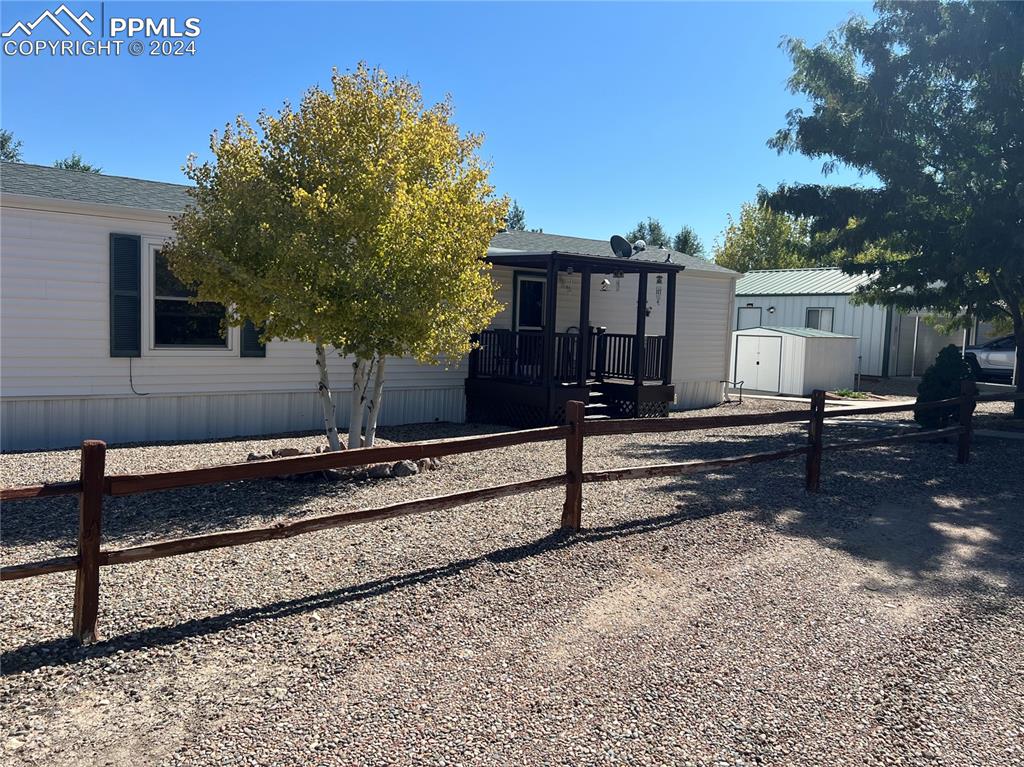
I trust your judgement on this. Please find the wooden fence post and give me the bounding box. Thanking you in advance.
[73,440,106,644]
[561,400,585,531]
[957,379,976,464]
[806,390,826,492]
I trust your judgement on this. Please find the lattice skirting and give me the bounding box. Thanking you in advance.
[466,396,550,428]
[601,395,669,420]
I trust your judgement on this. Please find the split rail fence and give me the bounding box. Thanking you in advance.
[2,381,1020,644]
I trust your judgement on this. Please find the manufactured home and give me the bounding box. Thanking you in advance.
[734,267,968,378]
[0,163,739,449]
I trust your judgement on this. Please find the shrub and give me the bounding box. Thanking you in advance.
[914,345,973,428]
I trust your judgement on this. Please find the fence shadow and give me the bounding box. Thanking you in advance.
[2,502,720,675]
[619,420,1024,604]
[1,421,512,548]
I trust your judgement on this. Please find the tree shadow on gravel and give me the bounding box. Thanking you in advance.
[620,420,1024,604]
[1,423,511,549]
[2,502,724,675]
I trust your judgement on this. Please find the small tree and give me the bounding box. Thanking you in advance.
[627,217,670,248]
[713,202,811,272]
[672,225,705,257]
[1,129,23,162]
[504,200,527,231]
[914,345,973,429]
[164,65,507,450]
[53,152,101,173]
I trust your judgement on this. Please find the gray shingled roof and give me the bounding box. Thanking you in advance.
[1,164,737,278]
[735,267,875,296]
[490,230,736,275]
[0,162,192,212]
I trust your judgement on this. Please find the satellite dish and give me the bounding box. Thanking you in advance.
[610,234,633,259]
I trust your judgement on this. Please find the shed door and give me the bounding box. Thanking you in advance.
[737,306,762,330]
[734,335,782,393]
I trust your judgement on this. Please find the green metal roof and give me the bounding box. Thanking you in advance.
[1,162,192,212]
[735,267,874,295]
[757,326,857,338]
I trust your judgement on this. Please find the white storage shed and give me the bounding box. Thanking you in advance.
[730,326,857,396]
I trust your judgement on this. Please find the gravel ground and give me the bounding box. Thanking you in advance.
[2,398,1022,767]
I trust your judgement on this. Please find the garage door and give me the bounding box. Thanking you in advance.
[734,335,782,393]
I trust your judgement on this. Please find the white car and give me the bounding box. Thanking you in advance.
[964,335,1016,383]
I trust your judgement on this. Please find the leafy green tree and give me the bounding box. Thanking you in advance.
[505,200,527,231]
[765,1,1024,414]
[914,346,973,429]
[712,202,811,272]
[53,152,101,173]
[672,225,705,257]
[627,217,670,248]
[164,65,507,449]
[1,129,22,162]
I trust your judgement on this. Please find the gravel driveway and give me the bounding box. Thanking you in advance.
[2,398,1022,766]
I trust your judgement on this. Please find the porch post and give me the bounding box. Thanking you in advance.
[542,257,558,383]
[633,272,648,385]
[577,266,592,386]
[662,270,677,385]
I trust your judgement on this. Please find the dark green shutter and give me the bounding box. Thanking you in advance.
[109,233,141,357]
[240,320,266,357]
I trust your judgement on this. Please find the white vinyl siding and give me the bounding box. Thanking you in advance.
[1,201,466,448]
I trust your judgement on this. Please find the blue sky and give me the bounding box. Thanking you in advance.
[1,1,873,252]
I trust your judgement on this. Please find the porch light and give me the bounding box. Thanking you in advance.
[566,265,574,275]
[767,306,776,314]
[600,278,611,292]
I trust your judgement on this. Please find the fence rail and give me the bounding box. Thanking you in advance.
[3,383,1021,644]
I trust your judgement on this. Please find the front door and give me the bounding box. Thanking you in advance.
[515,274,546,331]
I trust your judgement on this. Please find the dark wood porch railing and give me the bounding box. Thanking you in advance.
[589,333,665,382]
[471,329,582,384]
[471,329,666,385]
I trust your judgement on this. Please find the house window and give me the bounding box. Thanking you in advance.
[153,251,227,347]
[515,275,546,331]
[806,307,834,332]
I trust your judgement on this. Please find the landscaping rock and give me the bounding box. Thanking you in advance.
[416,458,432,473]
[429,456,442,470]
[246,452,271,462]
[391,460,419,477]
[271,447,304,458]
[367,463,392,479]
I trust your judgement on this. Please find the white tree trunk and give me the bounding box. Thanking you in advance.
[363,356,387,447]
[348,358,370,449]
[315,340,342,451]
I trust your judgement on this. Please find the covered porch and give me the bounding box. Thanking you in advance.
[466,250,684,426]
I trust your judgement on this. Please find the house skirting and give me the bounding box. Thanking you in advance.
[0,387,466,452]
[673,379,723,410]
